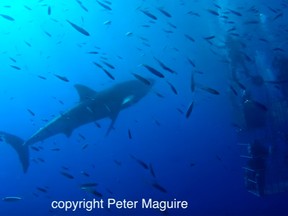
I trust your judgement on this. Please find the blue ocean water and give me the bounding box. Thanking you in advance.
[1,0,288,215]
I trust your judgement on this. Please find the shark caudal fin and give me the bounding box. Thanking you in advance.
[0,131,29,173]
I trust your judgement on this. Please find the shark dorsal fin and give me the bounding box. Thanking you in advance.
[74,84,97,101]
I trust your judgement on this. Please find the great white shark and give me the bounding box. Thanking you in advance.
[0,79,153,172]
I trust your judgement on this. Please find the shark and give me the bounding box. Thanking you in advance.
[0,79,153,173]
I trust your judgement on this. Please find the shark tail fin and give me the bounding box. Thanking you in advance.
[0,131,29,173]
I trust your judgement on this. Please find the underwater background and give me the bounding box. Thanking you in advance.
[1,0,288,215]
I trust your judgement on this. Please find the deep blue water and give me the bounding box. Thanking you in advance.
[1,0,288,215]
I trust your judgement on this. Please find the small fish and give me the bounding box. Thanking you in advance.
[27,109,35,116]
[216,155,222,161]
[37,158,45,163]
[102,61,115,69]
[37,187,48,193]
[187,58,196,67]
[235,81,246,90]
[157,8,172,18]
[166,81,178,95]
[126,31,133,36]
[227,27,236,32]
[37,75,47,80]
[230,85,238,96]
[177,108,184,114]
[76,0,88,12]
[130,154,149,170]
[259,38,268,43]
[93,62,103,69]
[54,74,69,82]
[114,160,122,166]
[103,20,111,25]
[51,148,60,151]
[78,133,86,140]
[44,31,52,37]
[227,9,242,16]
[185,101,194,119]
[213,3,222,9]
[184,34,195,42]
[267,6,278,13]
[199,86,220,95]
[128,129,132,139]
[273,47,285,52]
[149,163,156,178]
[190,72,195,92]
[243,20,260,25]
[60,171,74,179]
[203,35,215,40]
[2,197,22,202]
[48,6,51,15]
[132,73,152,86]
[87,51,98,54]
[141,24,150,28]
[31,146,40,151]
[103,0,112,5]
[153,57,175,74]
[140,9,157,20]
[154,92,164,98]
[25,41,32,47]
[90,190,103,197]
[96,0,112,10]
[66,20,90,36]
[273,12,283,21]
[152,182,167,193]
[24,5,32,10]
[207,9,219,16]
[187,11,200,17]
[0,14,15,21]
[142,64,164,78]
[80,183,98,188]
[81,171,90,177]
[102,68,115,80]
[9,57,16,62]
[82,144,88,150]
[95,122,102,128]
[10,65,21,70]
[167,22,176,29]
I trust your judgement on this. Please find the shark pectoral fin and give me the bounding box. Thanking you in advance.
[105,111,120,136]
[74,84,97,101]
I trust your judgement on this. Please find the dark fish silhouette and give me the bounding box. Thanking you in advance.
[152,182,167,193]
[166,81,178,95]
[96,0,112,10]
[0,14,15,21]
[132,73,152,86]
[157,8,172,18]
[130,154,149,170]
[102,68,115,80]
[27,109,35,116]
[185,101,194,119]
[207,9,219,16]
[66,20,90,36]
[60,171,74,179]
[128,129,132,139]
[54,74,69,82]
[48,6,51,15]
[140,9,157,20]
[142,64,164,78]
